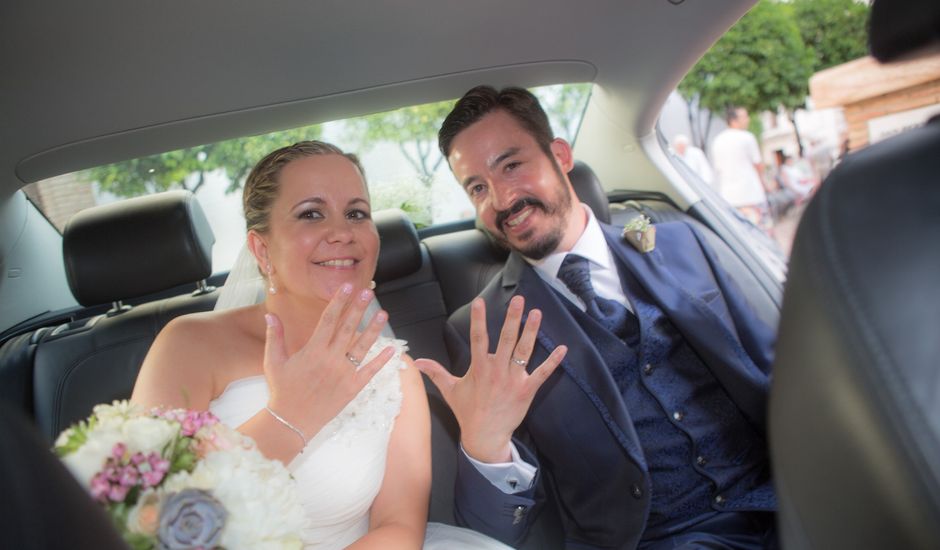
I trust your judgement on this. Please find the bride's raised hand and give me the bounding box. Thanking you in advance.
[263,283,395,441]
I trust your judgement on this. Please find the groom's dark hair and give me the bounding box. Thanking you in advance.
[438,86,555,160]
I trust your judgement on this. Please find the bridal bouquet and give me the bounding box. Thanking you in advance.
[54,400,307,549]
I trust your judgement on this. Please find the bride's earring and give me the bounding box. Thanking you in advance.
[266,263,277,295]
[369,280,376,290]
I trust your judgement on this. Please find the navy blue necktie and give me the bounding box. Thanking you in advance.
[557,254,637,340]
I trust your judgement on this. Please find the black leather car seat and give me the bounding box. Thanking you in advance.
[769,3,940,546]
[32,190,218,441]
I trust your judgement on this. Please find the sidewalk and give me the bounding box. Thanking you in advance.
[772,203,807,258]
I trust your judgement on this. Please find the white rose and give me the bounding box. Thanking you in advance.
[121,416,178,455]
[92,400,138,423]
[60,427,123,487]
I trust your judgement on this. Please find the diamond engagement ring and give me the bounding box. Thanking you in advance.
[346,353,361,367]
[512,357,528,366]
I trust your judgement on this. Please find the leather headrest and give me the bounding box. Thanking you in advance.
[568,161,611,224]
[769,119,940,548]
[63,190,214,306]
[374,208,421,284]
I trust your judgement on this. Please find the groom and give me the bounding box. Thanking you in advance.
[416,86,778,549]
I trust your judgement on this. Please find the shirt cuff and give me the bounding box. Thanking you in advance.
[461,442,537,494]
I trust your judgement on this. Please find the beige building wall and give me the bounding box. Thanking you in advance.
[810,53,940,152]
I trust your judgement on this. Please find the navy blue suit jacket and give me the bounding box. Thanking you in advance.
[444,221,776,550]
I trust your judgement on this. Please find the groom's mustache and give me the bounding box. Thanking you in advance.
[494,198,546,232]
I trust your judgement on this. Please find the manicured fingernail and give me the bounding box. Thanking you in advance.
[375,311,387,324]
[360,289,373,301]
[264,314,275,327]
[340,283,353,295]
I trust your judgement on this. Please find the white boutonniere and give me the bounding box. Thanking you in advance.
[622,214,656,253]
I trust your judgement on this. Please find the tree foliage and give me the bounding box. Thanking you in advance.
[343,84,592,187]
[677,0,869,148]
[679,1,812,146]
[343,101,455,186]
[83,126,323,198]
[534,83,592,143]
[791,0,870,73]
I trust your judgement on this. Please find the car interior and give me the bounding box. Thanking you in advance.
[1,0,936,547]
[768,1,940,548]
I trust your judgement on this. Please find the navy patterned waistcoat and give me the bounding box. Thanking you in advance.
[556,257,775,539]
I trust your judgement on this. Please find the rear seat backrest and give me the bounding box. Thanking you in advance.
[371,209,462,525]
[32,190,217,441]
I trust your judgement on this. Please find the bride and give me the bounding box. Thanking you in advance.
[131,141,510,549]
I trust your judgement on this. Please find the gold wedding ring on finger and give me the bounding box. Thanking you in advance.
[346,353,362,367]
[512,357,528,367]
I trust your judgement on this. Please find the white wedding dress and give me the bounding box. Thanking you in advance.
[209,336,510,549]
[211,246,510,548]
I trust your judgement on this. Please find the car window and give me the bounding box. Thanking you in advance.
[659,0,876,276]
[24,83,591,273]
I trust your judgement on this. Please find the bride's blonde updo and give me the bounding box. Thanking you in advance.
[243,140,366,234]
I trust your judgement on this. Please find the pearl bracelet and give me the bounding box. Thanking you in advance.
[264,406,308,451]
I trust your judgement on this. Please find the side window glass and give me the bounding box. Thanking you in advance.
[26,84,593,274]
[660,0,871,267]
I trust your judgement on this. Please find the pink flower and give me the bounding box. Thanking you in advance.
[108,483,130,502]
[90,473,111,501]
[180,410,219,436]
[104,464,121,482]
[111,442,127,460]
[141,470,165,489]
[119,466,139,487]
[150,454,170,474]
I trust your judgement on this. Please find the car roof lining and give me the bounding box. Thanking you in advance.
[15,61,597,183]
[0,0,755,193]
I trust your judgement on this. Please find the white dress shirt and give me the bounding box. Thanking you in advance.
[466,204,625,493]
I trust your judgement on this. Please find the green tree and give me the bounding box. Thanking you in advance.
[344,84,592,189]
[344,101,455,187]
[83,126,322,198]
[792,0,870,73]
[678,1,813,148]
[534,83,593,143]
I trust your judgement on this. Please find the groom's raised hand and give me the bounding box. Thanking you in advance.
[415,296,567,463]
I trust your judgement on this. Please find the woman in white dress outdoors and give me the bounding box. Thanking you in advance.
[131,141,510,549]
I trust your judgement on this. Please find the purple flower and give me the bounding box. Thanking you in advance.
[157,489,226,550]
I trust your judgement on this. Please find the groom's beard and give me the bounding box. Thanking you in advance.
[491,179,573,261]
